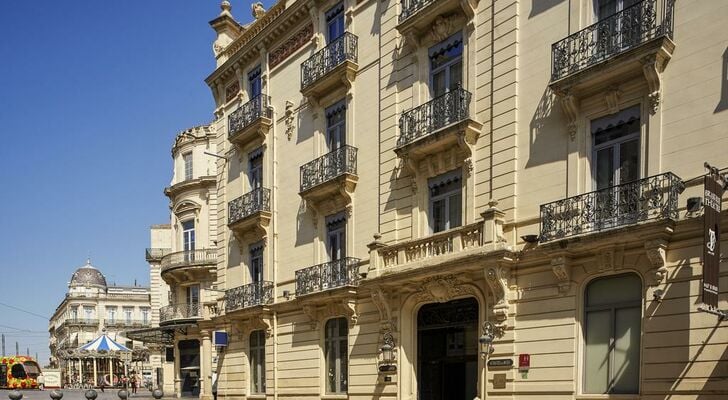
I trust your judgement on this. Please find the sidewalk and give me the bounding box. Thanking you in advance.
[0,389,174,400]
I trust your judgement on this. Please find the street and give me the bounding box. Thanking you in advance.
[0,390,171,400]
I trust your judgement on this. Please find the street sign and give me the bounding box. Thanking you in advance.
[487,358,513,368]
[703,172,723,309]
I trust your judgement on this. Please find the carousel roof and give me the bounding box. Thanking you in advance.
[79,334,130,352]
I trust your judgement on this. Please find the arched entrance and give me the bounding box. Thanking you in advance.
[417,297,479,400]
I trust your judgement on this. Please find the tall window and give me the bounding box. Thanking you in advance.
[584,273,641,394]
[249,149,263,190]
[326,213,346,262]
[250,243,264,284]
[325,318,348,394]
[70,307,78,321]
[186,285,200,316]
[248,66,262,98]
[594,0,643,57]
[107,307,117,323]
[250,330,266,394]
[326,2,345,42]
[84,307,94,322]
[592,106,640,190]
[183,152,193,181]
[429,170,462,233]
[182,220,196,252]
[141,308,150,325]
[123,307,133,324]
[326,101,346,151]
[429,33,463,98]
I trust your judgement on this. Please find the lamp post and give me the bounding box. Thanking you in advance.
[378,332,396,374]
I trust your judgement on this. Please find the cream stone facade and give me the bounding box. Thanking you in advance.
[48,261,154,386]
[159,0,728,398]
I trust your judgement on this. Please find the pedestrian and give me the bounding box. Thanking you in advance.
[130,373,137,395]
[37,373,45,390]
[99,375,105,393]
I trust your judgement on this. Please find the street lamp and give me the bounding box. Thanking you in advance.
[479,321,500,358]
[378,332,396,374]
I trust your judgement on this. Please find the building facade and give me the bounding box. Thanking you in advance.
[159,0,728,398]
[48,261,153,386]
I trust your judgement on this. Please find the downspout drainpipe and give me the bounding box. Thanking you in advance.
[270,97,279,400]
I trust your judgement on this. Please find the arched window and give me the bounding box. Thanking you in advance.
[250,330,266,394]
[584,273,642,394]
[325,317,348,394]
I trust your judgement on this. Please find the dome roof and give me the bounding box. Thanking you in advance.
[70,259,107,288]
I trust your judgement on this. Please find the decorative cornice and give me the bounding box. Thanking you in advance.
[414,274,474,303]
[269,23,313,69]
[164,176,217,199]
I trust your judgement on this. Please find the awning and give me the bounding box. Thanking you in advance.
[80,334,130,352]
[124,323,195,345]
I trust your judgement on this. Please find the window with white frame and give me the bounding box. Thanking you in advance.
[325,2,345,42]
[186,285,200,316]
[249,148,263,190]
[106,307,117,323]
[326,213,346,262]
[326,101,346,152]
[123,307,133,324]
[428,169,462,233]
[183,152,193,181]
[70,307,78,321]
[250,243,264,284]
[429,32,463,98]
[591,106,641,191]
[583,273,641,394]
[83,307,94,322]
[324,317,348,394]
[182,220,196,252]
[250,330,266,394]
[141,308,150,325]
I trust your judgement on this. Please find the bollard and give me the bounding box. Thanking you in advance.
[152,389,164,399]
[117,389,129,400]
[49,391,64,400]
[7,390,23,400]
[84,389,98,400]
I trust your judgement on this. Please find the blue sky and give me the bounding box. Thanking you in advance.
[0,1,270,365]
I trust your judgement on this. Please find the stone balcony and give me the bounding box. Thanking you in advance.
[295,257,361,297]
[228,94,273,148]
[225,281,274,314]
[64,318,98,328]
[160,249,217,284]
[228,188,272,242]
[299,145,358,215]
[397,0,478,48]
[159,303,202,326]
[300,32,358,105]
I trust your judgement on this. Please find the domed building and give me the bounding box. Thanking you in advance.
[48,260,153,387]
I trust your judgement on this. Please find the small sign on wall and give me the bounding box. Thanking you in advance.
[518,354,530,371]
[493,373,506,389]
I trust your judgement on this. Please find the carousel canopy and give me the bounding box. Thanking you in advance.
[79,334,131,352]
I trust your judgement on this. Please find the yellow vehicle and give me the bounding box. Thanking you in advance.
[0,356,41,389]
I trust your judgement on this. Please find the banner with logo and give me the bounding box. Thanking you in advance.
[703,175,723,308]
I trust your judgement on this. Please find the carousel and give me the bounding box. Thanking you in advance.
[57,332,150,388]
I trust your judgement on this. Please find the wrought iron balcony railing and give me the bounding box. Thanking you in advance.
[551,0,674,81]
[145,248,171,262]
[228,94,272,137]
[399,0,437,23]
[225,281,274,312]
[228,188,271,225]
[301,32,358,90]
[540,172,683,243]
[160,248,217,272]
[295,257,360,296]
[159,303,201,323]
[104,319,152,328]
[398,86,472,148]
[64,319,98,327]
[300,145,358,193]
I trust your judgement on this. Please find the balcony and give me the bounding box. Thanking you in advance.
[145,248,171,262]
[64,319,99,327]
[550,0,675,101]
[540,172,683,243]
[160,249,217,284]
[225,281,274,313]
[295,257,360,297]
[228,188,271,241]
[228,95,273,148]
[160,303,202,325]
[104,320,152,328]
[397,0,477,48]
[299,145,358,214]
[300,32,358,104]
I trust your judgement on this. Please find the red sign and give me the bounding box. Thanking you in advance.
[518,354,530,371]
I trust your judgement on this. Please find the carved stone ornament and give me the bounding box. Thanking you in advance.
[269,24,314,69]
[251,2,266,19]
[604,86,621,115]
[415,275,475,303]
[371,288,396,332]
[484,266,509,324]
[248,314,273,338]
[284,100,295,140]
[641,54,667,115]
[302,304,319,330]
[557,91,579,141]
[427,14,466,44]
[550,256,571,294]
[645,239,668,286]
[596,245,624,272]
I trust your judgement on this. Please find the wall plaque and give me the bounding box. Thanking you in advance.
[493,373,506,389]
[487,358,513,368]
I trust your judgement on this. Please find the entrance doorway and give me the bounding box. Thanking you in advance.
[417,297,478,400]
[178,340,200,397]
